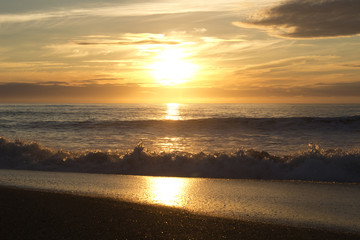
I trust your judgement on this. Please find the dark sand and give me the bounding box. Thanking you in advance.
[0,187,359,240]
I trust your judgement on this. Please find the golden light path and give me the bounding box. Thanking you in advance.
[150,47,198,86]
[158,103,186,152]
[165,103,182,120]
[146,177,189,207]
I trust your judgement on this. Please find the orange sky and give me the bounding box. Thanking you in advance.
[0,0,360,103]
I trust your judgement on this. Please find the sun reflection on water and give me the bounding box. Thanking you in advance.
[146,177,188,207]
[166,103,182,120]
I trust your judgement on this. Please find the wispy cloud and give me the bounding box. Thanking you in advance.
[241,55,338,71]
[341,63,360,68]
[43,33,194,60]
[76,40,181,46]
[235,0,360,38]
[0,0,241,24]
[0,61,68,70]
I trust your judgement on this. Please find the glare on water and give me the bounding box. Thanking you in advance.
[158,103,187,152]
[145,177,189,207]
[1,170,360,232]
[165,103,182,120]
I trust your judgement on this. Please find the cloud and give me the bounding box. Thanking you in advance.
[240,55,338,71]
[0,61,67,69]
[213,81,360,98]
[235,0,360,38]
[76,40,181,46]
[0,1,147,14]
[0,83,141,103]
[342,63,360,68]
[41,33,194,60]
[1,81,360,103]
[282,81,360,97]
[0,0,238,23]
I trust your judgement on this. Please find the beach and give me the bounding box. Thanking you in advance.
[2,0,360,236]
[1,186,359,240]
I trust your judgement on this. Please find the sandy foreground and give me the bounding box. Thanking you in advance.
[0,186,359,240]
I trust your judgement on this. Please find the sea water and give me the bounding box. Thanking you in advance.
[0,103,360,182]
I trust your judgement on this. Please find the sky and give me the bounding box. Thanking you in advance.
[0,0,359,103]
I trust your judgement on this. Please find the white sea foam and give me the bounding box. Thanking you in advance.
[1,137,359,182]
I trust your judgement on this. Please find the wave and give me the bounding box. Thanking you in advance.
[15,116,360,133]
[1,137,359,183]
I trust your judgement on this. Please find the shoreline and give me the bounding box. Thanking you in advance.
[1,186,359,240]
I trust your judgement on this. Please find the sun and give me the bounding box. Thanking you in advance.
[150,48,197,86]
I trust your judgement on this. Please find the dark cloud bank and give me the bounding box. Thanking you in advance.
[238,0,360,38]
[1,82,360,103]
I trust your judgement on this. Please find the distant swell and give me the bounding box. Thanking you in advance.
[18,116,360,132]
[1,137,359,183]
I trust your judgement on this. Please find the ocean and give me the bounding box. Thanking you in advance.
[0,103,360,182]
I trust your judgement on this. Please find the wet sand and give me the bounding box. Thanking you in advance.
[0,186,359,240]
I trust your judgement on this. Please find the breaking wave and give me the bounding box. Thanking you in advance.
[1,137,359,183]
